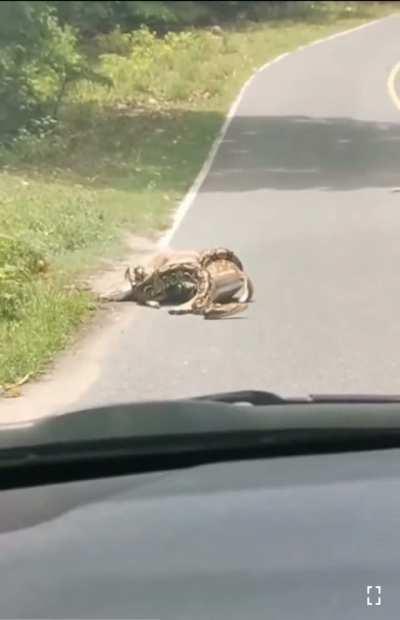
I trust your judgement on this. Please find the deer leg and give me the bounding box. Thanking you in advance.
[203,302,248,320]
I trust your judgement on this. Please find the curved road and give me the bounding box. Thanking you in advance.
[4,15,400,419]
[77,15,400,409]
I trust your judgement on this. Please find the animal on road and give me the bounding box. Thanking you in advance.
[102,248,254,319]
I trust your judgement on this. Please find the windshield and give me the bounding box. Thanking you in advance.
[1,1,400,424]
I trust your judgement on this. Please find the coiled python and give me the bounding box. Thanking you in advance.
[104,248,254,319]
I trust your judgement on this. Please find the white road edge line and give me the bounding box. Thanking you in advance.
[158,14,392,250]
[388,59,400,111]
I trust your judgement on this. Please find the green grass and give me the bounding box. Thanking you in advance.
[0,2,397,389]
[0,282,94,388]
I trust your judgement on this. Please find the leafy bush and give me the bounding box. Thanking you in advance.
[50,1,116,35]
[52,1,209,34]
[76,27,226,107]
[51,1,330,33]
[0,2,96,140]
[96,27,136,56]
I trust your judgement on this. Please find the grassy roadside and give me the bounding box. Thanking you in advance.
[0,2,397,391]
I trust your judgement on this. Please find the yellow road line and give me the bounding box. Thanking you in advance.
[388,60,400,111]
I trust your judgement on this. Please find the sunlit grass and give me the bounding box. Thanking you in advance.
[0,280,93,386]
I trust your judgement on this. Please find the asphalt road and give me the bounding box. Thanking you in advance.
[73,15,400,409]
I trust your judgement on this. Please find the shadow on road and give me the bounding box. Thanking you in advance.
[201,115,400,193]
[21,111,400,195]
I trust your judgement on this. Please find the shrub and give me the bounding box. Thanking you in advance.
[76,26,225,107]
[0,2,94,140]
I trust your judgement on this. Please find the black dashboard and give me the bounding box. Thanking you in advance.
[1,446,399,619]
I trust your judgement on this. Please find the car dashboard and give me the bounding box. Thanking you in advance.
[0,446,399,619]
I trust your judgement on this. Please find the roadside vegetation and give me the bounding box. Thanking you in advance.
[0,1,397,392]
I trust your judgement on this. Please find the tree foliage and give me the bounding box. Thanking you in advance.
[50,1,325,34]
[0,1,363,138]
[0,1,96,139]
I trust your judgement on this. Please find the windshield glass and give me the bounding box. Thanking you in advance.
[1,1,399,424]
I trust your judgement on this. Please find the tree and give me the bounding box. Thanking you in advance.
[0,1,102,138]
